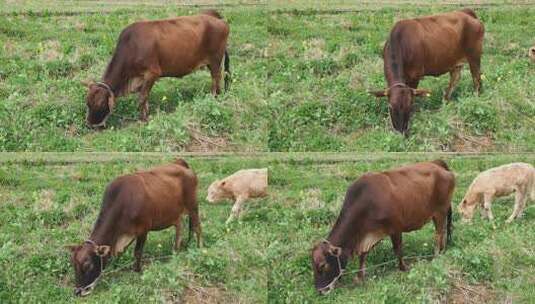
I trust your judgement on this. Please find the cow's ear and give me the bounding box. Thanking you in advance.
[329,245,342,257]
[412,88,431,97]
[369,90,388,97]
[95,245,111,257]
[66,245,81,253]
[81,80,94,88]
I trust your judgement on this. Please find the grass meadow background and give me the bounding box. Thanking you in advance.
[0,1,534,152]
[0,153,534,303]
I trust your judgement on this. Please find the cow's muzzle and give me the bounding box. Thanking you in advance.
[74,285,94,297]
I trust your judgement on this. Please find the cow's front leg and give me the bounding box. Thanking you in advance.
[353,252,368,284]
[391,233,408,271]
[138,76,157,122]
[133,233,147,272]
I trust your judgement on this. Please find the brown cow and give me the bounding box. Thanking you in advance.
[67,159,201,296]
[311,160,455,295]
[370,9,484,135]
[84,10,230,127]
[529,45,535,63]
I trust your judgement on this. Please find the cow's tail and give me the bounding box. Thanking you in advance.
[447,206,453,246]
[224,49,231,92]
[461,8,478,19]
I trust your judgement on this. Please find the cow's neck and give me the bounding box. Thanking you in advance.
[384,40,406,87]
[327,220,360,256]
[89,215,121,251]
[102,57,127,97]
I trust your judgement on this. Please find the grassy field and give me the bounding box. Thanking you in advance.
[1,153,534,303]
[1,1,534,152]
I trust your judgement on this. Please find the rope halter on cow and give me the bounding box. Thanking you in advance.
[94,82,115,100]
[318,239,345,294]
[75,239,105,294]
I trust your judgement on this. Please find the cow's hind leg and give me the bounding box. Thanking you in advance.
[507,188,527,223]
[432,214,447,256]
[444,65,462,101]
[189,205,202,248]
[208,56,224,96]
[390,233,408,271]
[133,233,147,272]
[174,217,183,251]
[467,52,482,95]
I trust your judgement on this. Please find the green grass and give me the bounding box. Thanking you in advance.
[1,2,534,152]
[1,153,534,303]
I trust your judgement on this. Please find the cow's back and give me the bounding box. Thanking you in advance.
[355,162,453,232]
[388,10,483,76]
[117,15,229,77]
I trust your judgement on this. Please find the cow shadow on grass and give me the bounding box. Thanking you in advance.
[101,75,212,129]
[335,229,442,292]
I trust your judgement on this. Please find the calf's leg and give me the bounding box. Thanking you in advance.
[226,196,246,224]
[445,65,462,101]
[133,233,147,272]
[483,193,494,221]
[390,233,408,271]
[507,189,527,223]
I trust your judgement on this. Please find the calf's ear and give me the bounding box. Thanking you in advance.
[369,90,388,97]
[95,245,111,257]
[411,88,431,97]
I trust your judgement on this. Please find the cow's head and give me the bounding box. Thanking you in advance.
[84,81,115,128]
[67,241,111,296]
[370,84,430,135]
[311,240,347,295]
[529,46,535,63]
[206,180,230,203]
[457,197,478,222]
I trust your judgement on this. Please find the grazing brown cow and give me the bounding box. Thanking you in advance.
[529,46,535,63]
[370,9,484,135]
[67,159,201,296]
[311,160,455,295]
[84,10,230,127]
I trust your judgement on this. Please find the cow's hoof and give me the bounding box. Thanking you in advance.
[352,276,365,285]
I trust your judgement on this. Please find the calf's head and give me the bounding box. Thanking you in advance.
[529,46,535,63]
[84,82,115,128]
[311,240,347,295]
[457,197,478,222]
[206,180,230,203]
[370,84,430,135]
[68,241,111,296]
